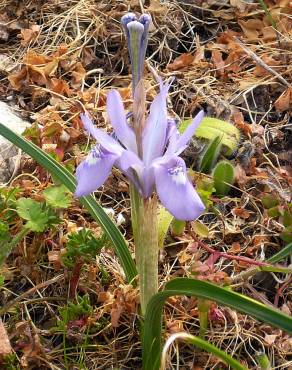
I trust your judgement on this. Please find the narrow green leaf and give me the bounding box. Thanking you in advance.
[267,242,292,264]
[199,135,222,173]
[161,332,247,370]
[142,278,292,370]
[0,122,137,283]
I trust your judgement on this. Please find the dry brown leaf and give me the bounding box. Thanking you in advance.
[81,47,96,66]
[23,50,49,65]
[238,19,263,40]
[20,24,40,46]
[71,62,86,87]
[232,207,250,219]
[230,0,248,12]
[212,50,225,74]
[274,88,292,112]
[47,250,62,270]
[228,242,241,254]
[233,111,252,136]
[254,55,281,77]
[0,319,12,358]
[235,164,248,186]
[264,334,277,346]
[48,78,72,96]
[8,67,29,90]
[167,53,196,71]
[147,0,167,13]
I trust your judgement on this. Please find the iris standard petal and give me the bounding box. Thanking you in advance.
[142,83,169,165]
[174,110,204,154]
[80,113,124,155]
[75,144,119,197]
[106,90,138,153]
[154,156,205,221]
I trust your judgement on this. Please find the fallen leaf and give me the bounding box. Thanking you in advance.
[212,50,225,75]
[81,47,96,66]
[238,19,263,40]
[232,207,250,219]
[48,78,72,96]
[233,110,252,136]
[230,0,248,12]
[71,62,86,87]
[274,88,292,112]
[20,24,40,46]
[254,55,281,77]
[264,334,277,346]
[8,67,29,90]
[23,50,49,65]
[167,53,196,71]
[0,319,12,358]
[228,242,241,254]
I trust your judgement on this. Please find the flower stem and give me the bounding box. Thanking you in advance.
[130,185,158,315]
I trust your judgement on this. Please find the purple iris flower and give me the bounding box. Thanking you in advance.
[75,80,205,221]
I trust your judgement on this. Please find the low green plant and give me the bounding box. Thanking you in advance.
[0,184,70,265]
[262,196,292,243]
[212,160,235,196]
[62,228,109,268]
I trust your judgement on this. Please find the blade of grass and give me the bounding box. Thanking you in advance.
[232,242,292,283]
[161,332,247,370]
[267,242,292,264]
[0,122,137,283]
[142,278,292,370]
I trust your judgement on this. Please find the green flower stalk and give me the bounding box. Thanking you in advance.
[75,13,205,315]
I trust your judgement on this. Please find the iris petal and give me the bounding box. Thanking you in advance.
[154,156,205,220]
[107,90,138,153]
[175,110,204,154]
[75,145,119,197]
[80,113,123,155]
[142,83,170,165]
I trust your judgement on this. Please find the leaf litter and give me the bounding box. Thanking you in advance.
[0,0,291,369]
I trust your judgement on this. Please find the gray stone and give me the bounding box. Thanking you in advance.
[0,101,30,184]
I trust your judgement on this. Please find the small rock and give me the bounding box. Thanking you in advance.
[0,101,30,184]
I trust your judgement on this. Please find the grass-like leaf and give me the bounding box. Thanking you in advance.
[142,278,292,370]
[0,122,137,283]
[161,332,247,370]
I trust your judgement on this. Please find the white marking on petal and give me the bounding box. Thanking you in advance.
[168,165,186,185]
[86,145,102,166]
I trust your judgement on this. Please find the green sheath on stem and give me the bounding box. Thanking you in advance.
[130,185,158,315]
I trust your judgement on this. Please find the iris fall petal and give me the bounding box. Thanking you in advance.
[154,156,205,221]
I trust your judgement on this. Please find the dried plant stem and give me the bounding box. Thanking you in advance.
[130,185,158,315]
[188,224,269,267]
[234,37,291,88]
